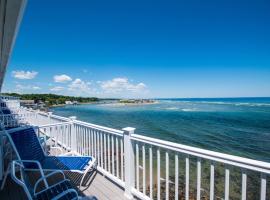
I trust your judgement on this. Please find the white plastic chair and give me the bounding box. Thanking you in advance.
[11,160,80,200]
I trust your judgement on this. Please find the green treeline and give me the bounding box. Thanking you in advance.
[2,93,99,106]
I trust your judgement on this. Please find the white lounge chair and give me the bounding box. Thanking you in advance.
[3,126,96,188]
[11,160,80,200]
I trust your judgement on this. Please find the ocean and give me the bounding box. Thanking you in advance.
[51,97,270,162]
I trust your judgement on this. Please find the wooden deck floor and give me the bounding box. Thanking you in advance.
[82,171,128,200]
[0,171,128,200]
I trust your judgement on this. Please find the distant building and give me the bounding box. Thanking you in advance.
[20,100,48,110]
[20,100,35,104]
[65,101,73,105]
[20,100,36,108]
[65,101,78,105]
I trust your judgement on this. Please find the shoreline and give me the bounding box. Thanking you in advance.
[104,101,159,107]
[49,100,159,108]
[49,101,100,108]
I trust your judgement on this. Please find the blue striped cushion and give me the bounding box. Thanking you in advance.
[9,127,93,171]
[41,156,92,171]
[9,128,45,163]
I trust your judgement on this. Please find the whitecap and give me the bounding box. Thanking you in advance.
[166,107,179,110]
[181,108,198,112]
[235,103,270,107]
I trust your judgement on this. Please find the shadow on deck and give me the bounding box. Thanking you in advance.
[0,171,128,200]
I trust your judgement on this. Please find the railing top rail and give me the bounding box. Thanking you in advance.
[36,115,123,136]
[24,109,123,136]
[74,119,124,137]
[50,114,70,122]
[25,109,70,122]
[38,121,72,128]
[131,133,270,174]
[36,112,49,117]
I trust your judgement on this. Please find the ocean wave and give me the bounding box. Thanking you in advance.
[165,107,179,110]
[165,107,199,112]
[192,101,270,107]
[234,103,270,107]
[181,108,198,112]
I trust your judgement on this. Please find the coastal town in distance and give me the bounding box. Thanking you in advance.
[2,93,157,111]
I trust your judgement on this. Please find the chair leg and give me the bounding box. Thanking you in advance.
[79,161,97,188]
[0,164,10,190]
[79,172,87,188]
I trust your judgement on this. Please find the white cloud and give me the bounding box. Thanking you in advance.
[100,77,147,93]
[68,78,92,94]
[14,84,41,92]
[50,86,64,91]
[54,74,72,83]
[12,70,38,79]
[32,86,41,90]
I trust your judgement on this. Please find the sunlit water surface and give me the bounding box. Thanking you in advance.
[52,98,270,162]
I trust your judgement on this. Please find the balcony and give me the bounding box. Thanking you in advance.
[0,96,270,200]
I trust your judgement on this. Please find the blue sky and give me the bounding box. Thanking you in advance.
[3,0,270,98]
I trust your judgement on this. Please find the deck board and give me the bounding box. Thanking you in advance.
[84,172,127,200]
[0,171,129,200]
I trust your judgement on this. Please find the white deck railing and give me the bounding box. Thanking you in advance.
[0,95,20,101]
[0,95,21,115]
[0,114,27,128]
[37,118,126,193]
[131,133,270,200]
[17,109,269,200]
[0,95,20,110]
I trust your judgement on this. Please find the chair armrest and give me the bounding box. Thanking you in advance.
[18,160,49,188]
[34,170,66,194]
[11,161,26,185]
[20,160,43,173]
[51,189,79,200]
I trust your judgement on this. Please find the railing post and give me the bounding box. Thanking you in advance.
[36,109,40,125]
[69,116,77,152]
[48,112,53,124]
[35,109,40,125]
[30,109,35,125]
[122,127,136,199]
